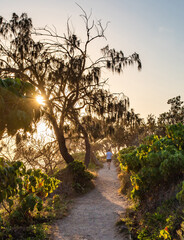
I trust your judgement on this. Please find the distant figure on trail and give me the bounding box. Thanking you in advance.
[106,149,113,170]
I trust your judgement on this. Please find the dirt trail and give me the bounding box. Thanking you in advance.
[52,162,130,240]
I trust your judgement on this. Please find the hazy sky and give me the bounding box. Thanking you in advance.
[1,0,184,119]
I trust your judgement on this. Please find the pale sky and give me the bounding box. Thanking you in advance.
[1,0,184,119]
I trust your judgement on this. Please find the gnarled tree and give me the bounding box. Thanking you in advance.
[0,10,141,165]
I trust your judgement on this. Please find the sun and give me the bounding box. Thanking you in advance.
[36,95,45,105]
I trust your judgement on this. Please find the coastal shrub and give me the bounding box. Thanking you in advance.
[118,123,184,201]
[0,158,60,224]
[68,160,94,193]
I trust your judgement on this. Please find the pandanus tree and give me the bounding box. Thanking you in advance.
[158,96,184,126]
[81,94,144,155]
[103,107,144,148]
[76,91,130,166]
[0,10,141,165]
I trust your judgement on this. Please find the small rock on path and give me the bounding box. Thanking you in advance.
[52,162,129,240]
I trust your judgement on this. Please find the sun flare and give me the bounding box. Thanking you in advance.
[36,96,45,105]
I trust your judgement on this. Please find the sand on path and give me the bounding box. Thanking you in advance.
[52,161,130,240]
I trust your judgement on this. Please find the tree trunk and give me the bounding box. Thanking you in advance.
[73,116,91,168]
[57,130,74,164]
[84,135,90,168]
[90,151,102,167]
[50,116,74,164]
[79,124,91,168]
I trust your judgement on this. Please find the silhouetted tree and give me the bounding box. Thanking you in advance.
[158,96,184,125]
[0,11,141,165]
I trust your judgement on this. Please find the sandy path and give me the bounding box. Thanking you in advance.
[52,162,129,240]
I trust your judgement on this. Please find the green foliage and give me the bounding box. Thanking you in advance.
[68,160,94,193]
[128,200,183,240]
[0,223,49,240]
[0,158,60,224]
[0,158,25,203]
[0,78,40,136]
[136,200,180,240]
[166,123,184,150]
[72,151,101,171]
[0,193,70,240]
[118,123,184,201]
[118,146,136,171]
[0,78,35,97]
[119,123,184,239]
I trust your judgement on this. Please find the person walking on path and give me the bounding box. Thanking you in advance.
[106,149,113,170]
